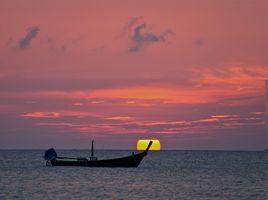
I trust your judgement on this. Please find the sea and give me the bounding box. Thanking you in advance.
[0,150,267,200]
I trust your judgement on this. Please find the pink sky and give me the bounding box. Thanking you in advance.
[0,0,267,149]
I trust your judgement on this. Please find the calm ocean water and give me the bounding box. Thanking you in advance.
[0,150,267,200]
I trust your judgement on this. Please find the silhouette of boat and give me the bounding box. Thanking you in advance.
[44,140,153,167]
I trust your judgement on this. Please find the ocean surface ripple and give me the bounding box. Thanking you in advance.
[0,150,267,200]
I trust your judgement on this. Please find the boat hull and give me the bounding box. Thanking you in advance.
[50,151,147,168]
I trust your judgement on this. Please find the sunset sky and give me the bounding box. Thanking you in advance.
[0,0,267,150]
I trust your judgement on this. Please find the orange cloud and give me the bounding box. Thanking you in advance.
[22,110,100,119]
[30,110,263,137]
[89,86,215,104]
[2,65,267,108]
[22,112,60,118]
[106,116,135,121]
[197,65,268,96]
[201,65,268,84]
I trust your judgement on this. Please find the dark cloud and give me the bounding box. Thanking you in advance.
[19,26,40,48]
[44,36,83,53]
[0,79,163,92]
[46,37,66,52]
[128,18,173,52]
[194,38,204,48]
[128,16,141,28]
[116,16,142,39]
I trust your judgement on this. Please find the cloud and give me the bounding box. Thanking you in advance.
[0,79,162,92]
[21,110,100,119]
[128,19,173,52]
[128,16,141,29]
[266,80,268,100]
[115,16,142,39]
[45,36,83,53]
[106,116,135,121]
[46,37,66,52]
[19,26,40,48]
[118,112,263,135]
[194,38,204,48]
[22,112,60,118]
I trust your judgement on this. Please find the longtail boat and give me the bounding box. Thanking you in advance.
[44,141,153,168]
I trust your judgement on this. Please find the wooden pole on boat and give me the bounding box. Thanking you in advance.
[91,140,94,157]
[145,141,153,152]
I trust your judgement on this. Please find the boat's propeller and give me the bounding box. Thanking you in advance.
[44,148,57,161]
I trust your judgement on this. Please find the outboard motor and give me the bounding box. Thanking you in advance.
[44,148,57,161]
